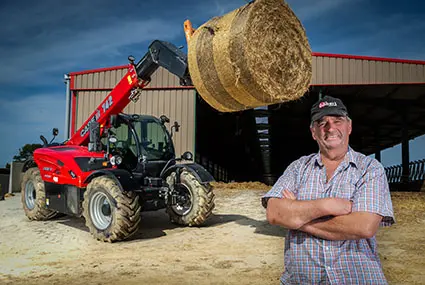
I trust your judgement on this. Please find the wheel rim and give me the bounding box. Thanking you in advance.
[172,183,193,216]
[90,192,112,230]
[25,181,36,210]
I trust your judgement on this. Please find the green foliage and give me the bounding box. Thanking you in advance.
[5,163,10,169]
[13,144,43,162]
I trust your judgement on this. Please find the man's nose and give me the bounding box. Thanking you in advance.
[324,121,336,131]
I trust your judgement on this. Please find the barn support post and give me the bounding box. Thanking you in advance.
[401,109,410,184]
[375,150,381,162]
[64,74,71,140]
[374,129,381,162]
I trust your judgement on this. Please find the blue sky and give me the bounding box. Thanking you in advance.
[0,0,424,168]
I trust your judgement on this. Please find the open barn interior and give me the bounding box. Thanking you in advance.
[194,84,425,185]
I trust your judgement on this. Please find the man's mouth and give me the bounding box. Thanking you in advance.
[325,134,340,140]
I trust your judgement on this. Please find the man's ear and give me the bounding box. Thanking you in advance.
[310,126,317,141]
[348,119,352,135]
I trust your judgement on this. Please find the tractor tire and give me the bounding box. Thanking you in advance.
[82,176,141,242]
[166,170,215,226]
[21,167,58,220]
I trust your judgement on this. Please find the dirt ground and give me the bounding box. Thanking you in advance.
[0,185,424,285]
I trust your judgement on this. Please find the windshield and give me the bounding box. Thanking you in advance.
[105,116,175,162]
[133,118,175,161]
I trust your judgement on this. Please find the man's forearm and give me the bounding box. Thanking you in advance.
[299,212,382,241]
[266,198,330,229]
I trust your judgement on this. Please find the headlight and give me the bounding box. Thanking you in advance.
[182,151,193,161]
[110,155,123,166]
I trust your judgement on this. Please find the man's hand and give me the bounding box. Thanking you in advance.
[323,198,352,216]
[282,189,296,200]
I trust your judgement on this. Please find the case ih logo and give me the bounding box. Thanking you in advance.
[80,95,114,137]
[319,101,337,109]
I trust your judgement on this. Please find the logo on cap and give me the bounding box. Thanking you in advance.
[319,101,337,109]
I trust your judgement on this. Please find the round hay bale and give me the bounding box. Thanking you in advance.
[188,0,312,112]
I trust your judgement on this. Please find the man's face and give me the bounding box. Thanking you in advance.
[310,115,352,152]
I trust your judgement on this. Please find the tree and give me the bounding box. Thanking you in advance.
[13,144,43,162]
[5,163,10,169]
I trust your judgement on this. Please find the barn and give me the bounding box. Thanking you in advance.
[65,52,425,186]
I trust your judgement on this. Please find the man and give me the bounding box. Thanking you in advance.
[263,95,394,285]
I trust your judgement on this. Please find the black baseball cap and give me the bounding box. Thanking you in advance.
[310,95,349,122]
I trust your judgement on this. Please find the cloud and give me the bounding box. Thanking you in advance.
[309,11,425,58]
[287,0,365,22]
[0,18,182,86]
[0,93,65,166]
[187,0,363,26]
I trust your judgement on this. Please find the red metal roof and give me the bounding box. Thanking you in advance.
[312,52,425,65]
[69,65,128,76]
[69,53,425,76]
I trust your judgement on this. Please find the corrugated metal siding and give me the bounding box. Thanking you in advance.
[74,68,128,89]
[148,67,181,88]
[72,67,195,157]
[312,56,425,85]
[73,66,183,89]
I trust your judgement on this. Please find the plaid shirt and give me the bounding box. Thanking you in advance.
[263,147,395,285]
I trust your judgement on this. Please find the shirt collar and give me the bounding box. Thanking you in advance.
[314,146,357,169]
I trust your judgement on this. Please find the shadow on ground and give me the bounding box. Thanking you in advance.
[55,210,287,242]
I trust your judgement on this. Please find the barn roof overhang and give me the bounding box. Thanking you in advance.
[270,83,425,156]
[270,53,425,156]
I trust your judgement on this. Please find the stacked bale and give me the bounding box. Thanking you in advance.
[187,0,312,112]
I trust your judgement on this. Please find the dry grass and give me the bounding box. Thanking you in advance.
[211,181,271,191]
[378,191,425,285]
[388,191,425,224]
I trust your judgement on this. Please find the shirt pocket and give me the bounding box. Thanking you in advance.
[297,168,322,201]
[297,182,322,200]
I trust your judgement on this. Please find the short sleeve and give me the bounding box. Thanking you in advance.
[261,159,300,208]
[352,160,395,226]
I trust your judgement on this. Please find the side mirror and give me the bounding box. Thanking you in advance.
[160,115,170,125]
[110,115,120,128]
[88,121,101,152]
[181,151,193,161]
[128,55,135,65]
[173,121,180,132]
[49,128,59,144]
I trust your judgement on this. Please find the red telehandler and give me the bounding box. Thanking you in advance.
[20,40,215,242]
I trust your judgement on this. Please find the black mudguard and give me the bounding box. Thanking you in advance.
[22,157,37,172]
[161,163,215,184]
[84,168,138,191]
